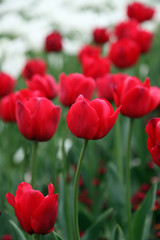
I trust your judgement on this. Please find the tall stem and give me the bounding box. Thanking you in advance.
[126,118,134,239]
[115,115,123,181]
[73,139,88,240]
[31,141,38,188]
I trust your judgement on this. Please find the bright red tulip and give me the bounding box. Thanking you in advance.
[145,118,160,167]
[67,95,121,140]
[45,31,63,52]
[93,27,110,44]
[82,56,110,79]
[97,73,128,101]
[58,73,95,107]
[22,59,46,80]
[109,38,140,68]
[78,44,101,63]
[6,182,58,235]
[113,76,160,118]
[0,72,16,98]
[127,2,155,23]
[26,74,57,100]
[16,97,61,141]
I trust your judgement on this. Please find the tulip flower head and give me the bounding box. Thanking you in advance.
[16,97,61,141]
[67,95,121,140]
[22,59,47,80]
[45,31,63,52]
[109,38,140,68]
[93,27,110,44]
[82,56,110,79]
[97,73,128,101]
[58,73,95,107]
[78,44,101,63]
[113,76,160,118]
[26,74,57,100]
[6,182,58,235]
[127,2,155,23]
[145,118,160,167]
[0,72,16,98]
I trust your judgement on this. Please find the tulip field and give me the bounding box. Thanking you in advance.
[1,1,160,240]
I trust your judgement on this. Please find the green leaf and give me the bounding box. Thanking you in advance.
[9,220,27,240]
[132,182,157,240]
[52,231,63,240]
[107,163,126,225]
[111,225,126,240]
[81,208,113,240]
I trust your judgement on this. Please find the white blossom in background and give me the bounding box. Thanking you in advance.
[13,147,25,164]
[0,0,159,77]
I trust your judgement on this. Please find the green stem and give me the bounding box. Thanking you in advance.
[31,141,38,188]
[73,139,88,240]
[115,115,123,181]
[126,118,134,239]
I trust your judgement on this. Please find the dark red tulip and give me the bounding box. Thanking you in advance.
[16,97,61,141]
[97,73,128,101]
[6,182,58,235]
[78,44,101,63]
[0,72,16,97]
[109,38,140,68]
[27,74,57,100]
[58,73,95,107]
[67,95,121,140]
[2,235,12,240]
[113,76,160,118]
[22,59,47,80]
[45,31,63,52]
[145,118,160,167]
[93,27,110,44]
[114,19,139,41]
[136,29,153,53]
[127,2,155,23]
[82,56,110,79]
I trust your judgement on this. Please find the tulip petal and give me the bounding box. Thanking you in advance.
[6,193,15,208]
[149,144,160,167]
[67,96,99,139]
[31,194,58,234]
[15,190,44,234]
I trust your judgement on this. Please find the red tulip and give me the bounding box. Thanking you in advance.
[22,59,47,80]
[136,30,153,53]
[26,74,57,100]
[97,73,128,101]
[93,27,110,44]
[67,95,121,140]
[6,182,58,235]
[0,89,44,122]
[58,73,95,107]
[145,118,160,167]
[0,93,17,122]
[0,72,16,98]
[109,38,140,68]
[127,2,155,23]
[45,31,63,52]
[78,44,101,63]
[114,19,139,41]
[82,56,110,79]
[113,76,160,118]
[16,97,61,141]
